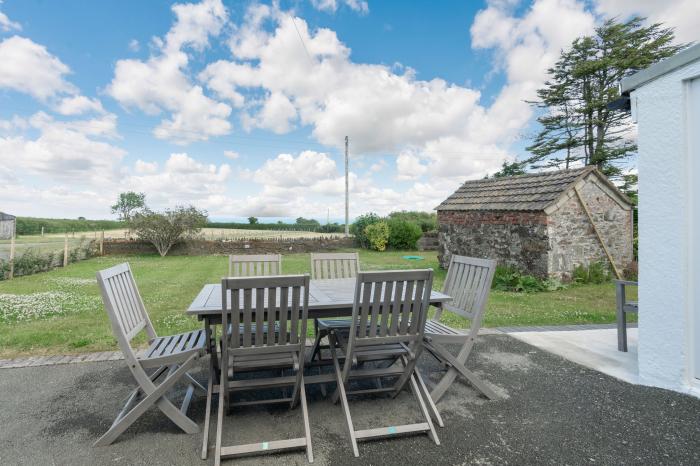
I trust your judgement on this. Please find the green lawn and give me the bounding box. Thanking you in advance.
[0,250,633,358]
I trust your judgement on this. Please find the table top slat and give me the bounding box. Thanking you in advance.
[186,278,451,320]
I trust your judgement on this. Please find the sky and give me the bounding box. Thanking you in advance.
[0,0,697,222]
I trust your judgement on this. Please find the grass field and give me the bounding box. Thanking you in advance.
[0,250,634,358]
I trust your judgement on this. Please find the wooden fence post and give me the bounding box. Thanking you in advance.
[63,233,69,267]
[8,224,15,280]
[100,230,104,256]
[41,226,44,237]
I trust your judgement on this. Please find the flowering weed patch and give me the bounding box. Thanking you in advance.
[0,291,100,323]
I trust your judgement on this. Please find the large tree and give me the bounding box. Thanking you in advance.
[524,17,683,176]
[111,192,146,222]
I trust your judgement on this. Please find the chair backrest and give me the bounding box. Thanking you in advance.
[310,252,360,279]
[221,274,310,356]
[442,255,496,323]
[96,263,156,357]
[346,270,433,352]
[228,254,282,277]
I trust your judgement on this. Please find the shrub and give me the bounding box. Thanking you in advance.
[364,221,390,251]
[351,213,382,248]
[130,206,208,256]
[515,275,544,293]
[572,261,612,284]
[388,219,422,250]
[387,211,437,233]
[492,265,521,291]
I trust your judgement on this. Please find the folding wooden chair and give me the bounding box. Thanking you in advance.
[423,255,497,402]
[94,263,207,447]
[310,252,360,280]
[309,252,360,362]
[213,274,313,465]
[327,270,440,457]
[228,254,282,277]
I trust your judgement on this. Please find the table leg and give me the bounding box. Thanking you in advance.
[205,317,220,384]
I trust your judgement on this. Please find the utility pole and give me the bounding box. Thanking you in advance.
[344,136,349,237]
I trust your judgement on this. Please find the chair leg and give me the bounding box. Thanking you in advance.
[309,330,326,362]
[329,333,359,457]
[299,374,314,463]
[201,354,215,460]
[407,358,443,428]
[426,341,497,401]
[408,373,440,446]
[214,380,225,466]
[94,354,200,447]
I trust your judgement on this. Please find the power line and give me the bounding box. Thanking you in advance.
[289,14,315,67]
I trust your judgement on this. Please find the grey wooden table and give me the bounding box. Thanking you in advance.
[186,278,452,383]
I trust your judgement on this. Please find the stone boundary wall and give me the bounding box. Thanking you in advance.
[437,210,550,276]
[103,237,355,256]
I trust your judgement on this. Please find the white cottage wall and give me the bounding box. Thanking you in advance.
[630,56,700,394]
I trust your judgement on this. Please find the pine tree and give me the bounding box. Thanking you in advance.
[524,17,683,176]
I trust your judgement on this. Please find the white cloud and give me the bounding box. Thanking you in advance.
[134,159,158,174]
[594,0,700,44]
[396,150,427,180]
[369,159,385,173]
[128,39,140,52]
[0,112,124,184]
[223,150,239,160]
[470,0,596,154]
[107,0,231,144]
[245,91,297,134]
[0,6,20,32]
[200,8,507,182]
[125,152,231,209]
[55,95,105,115]
[253,151,337,188]
[0,36,77,100]
[310,0,369,14]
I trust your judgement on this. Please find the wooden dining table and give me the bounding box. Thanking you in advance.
[186,278,452,381]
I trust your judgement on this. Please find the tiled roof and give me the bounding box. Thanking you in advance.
[437,166,615,211]
[0,212,15,220]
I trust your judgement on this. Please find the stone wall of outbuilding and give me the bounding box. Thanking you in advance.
[547,178,634,280]
[437,210,550,277]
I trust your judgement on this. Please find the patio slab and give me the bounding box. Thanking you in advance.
[506,326,639,384]
[0,334,698,465]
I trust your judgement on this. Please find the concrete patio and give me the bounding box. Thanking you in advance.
[505,324,639,384]
[1,333,699,465]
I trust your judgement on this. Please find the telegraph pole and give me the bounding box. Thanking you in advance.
[344,136,349,237]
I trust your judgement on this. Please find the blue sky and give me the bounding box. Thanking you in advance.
[0,0,695,221]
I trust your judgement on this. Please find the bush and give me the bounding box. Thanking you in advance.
[572,261,611,284]
[351,213,382,248]
[387,211,437,233]
[491,264,564,293]
[364,221,390,251]
[0,239,98,280]
[515,275,544,293]
[492,265,521,291]
[387,219,422,250]
[130,206,208,256]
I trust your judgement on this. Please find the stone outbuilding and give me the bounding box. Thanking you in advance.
[436,166,634,280]
[0,212,15,240]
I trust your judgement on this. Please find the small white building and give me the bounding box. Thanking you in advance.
[0,212,15,240]
[621,43,700,395]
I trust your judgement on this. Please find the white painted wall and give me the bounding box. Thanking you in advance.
[630,57,700,394]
